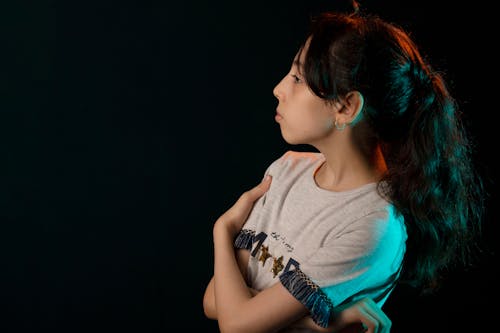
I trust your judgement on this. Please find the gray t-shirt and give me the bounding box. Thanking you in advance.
[234,150,407,331]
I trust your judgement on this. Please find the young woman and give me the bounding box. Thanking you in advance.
[203,5,484,333]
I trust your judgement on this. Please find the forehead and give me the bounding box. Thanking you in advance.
[293,37,311,69]
[293,58,303,70]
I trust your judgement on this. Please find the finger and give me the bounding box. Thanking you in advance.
[356,307,379,333]
[243,175,272,200]
[331,303,374,333]
[336,323,367,333]
[364,309,390,333]
[259,174,272,187]
[358,299,391,333]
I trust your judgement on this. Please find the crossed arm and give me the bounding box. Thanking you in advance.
[203,247,391,333]
[203,248,258,320]
[203,176,391,333]
[203,247,338,332]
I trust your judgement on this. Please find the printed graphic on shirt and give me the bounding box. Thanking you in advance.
[258,245,272,266]
[235,229,301,279]
[234,228,333,329]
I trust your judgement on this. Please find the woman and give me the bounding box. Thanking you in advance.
[203,5,484,333]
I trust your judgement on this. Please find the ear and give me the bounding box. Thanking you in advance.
[336,91,364,126]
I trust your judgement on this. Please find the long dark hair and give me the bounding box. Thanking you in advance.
[297,11,485,292]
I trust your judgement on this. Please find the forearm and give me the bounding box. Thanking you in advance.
[213,221,254,330]
[204,276,259,320]
[288,316,331,332]
[203,277,217,319]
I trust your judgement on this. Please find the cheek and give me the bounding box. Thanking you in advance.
[291,113,328,136]
[324,118,334,131]
[279,111,331,145]
[288,90,331,131]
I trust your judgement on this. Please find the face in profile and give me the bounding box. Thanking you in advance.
[272,38,339,146]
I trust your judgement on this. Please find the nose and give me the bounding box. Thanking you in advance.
[273,79,283,101]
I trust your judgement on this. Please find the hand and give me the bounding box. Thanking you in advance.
[215,175,272,236]
[331,297,391,333]
[289,297,391,333]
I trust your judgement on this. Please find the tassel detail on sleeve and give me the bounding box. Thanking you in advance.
[279,268,334,328]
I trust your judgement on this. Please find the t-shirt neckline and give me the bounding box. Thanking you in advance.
[309,154,377,196]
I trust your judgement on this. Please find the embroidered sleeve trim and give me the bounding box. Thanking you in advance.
[279,268,334,328]
[233,229,255,250]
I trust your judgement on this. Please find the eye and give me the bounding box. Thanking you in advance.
[290,74,302,84]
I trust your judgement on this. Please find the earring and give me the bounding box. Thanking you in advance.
[335,119,346,131]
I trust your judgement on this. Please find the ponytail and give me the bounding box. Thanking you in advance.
[382,63,484,291]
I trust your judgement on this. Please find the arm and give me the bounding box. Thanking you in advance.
[289,297,392,333]
[209,176,392,333]
[213,219,310,333]
[203,248,253,319]
[213,226,391,333]
[211,176,310,333]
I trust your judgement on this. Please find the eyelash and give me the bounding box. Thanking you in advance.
[291,74,302,83]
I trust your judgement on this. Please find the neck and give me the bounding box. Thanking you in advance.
[313,141,387,192]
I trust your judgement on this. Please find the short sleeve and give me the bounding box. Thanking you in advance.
[279,207,406,328]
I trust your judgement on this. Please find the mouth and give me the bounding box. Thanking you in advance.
[275,109,283,122]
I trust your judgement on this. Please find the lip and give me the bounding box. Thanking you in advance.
[275,110,283,122]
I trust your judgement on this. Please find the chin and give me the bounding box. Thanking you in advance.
[281,133,305,146]
[280,126,316,146]
[280,130,294,145]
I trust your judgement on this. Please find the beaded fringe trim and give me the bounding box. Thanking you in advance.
[279,268,334,328]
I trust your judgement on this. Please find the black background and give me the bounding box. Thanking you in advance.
[1,1,497,332]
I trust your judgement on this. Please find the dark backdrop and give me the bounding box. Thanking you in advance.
[1,1,497,332]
